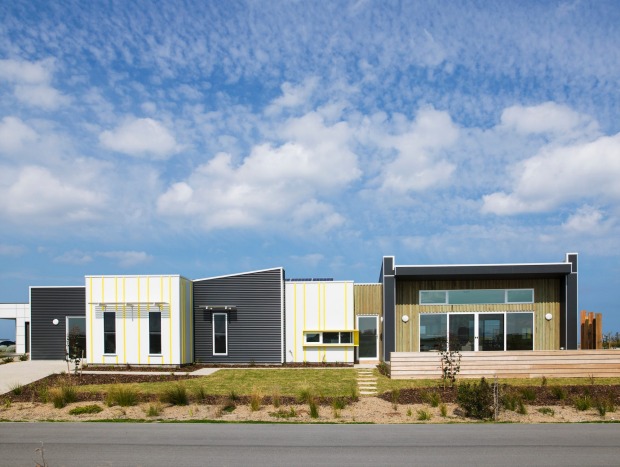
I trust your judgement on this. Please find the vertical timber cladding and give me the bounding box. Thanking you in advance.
[395,278,561,352]
[193,268,284,363]
[354,284,383,360]
[30,287,85,360]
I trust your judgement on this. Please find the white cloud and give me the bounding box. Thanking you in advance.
[0,117,38,154]
[157,112,359,232]
[482,133,620,215]
[265,77,319,115]
[0,244,26,256]
[500,102,597,136]
[54,250,93,265]
[0,165,103,222]
[13,84,71,110]
[377,107,459,193]
[97,250,152,267]
[99,118,179,159]
[562,206,611,235]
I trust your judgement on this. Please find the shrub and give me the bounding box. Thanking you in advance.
[425,391,441,407]
[390,388,400,410]
[228,390,240,402]
[406,407,412,417]
[250,388,262,412]
[194,385,207,401]
[501,392,519,411]
[309,399,319,419]
[106,386,138,407]
[298,387,314,404]
[161,384,189,406]
[520,387,536,402]
[541,376,548,386]
[146,404,162,417]
[376,361,390,377]
[595,398,615,416]
[417,409,432,421]
[456,378,494,420]
[574,395,591,411]
[69,404,103,415]
[10,383,23,396]
[2,356,13,364]
[551,386,566,401]
[537,407,555,416]
[331,397,347,418]
[440,347,462,388]
[517,400,527,415]
[221,400,236,413]
[439,403,448,417]
[49,386,76,409]
[270,407,297,419]
[271,388,281,408]
[19,354,29,362]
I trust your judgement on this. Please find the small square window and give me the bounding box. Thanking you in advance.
[305,333,320,343]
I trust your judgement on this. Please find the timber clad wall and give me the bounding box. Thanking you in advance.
[193,269,283,363]
[30,287,85,360]
[395,278,561,352]
[354,284,383,316]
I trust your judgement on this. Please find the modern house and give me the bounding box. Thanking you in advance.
[1,253,579,366]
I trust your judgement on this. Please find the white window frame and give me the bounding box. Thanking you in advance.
[212,312,228,356]
[66,316,87,358]
[357,315,379,361]
[303,331,355,346]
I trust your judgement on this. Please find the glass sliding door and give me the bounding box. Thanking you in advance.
[420,314,447,351]
[357,316,378,360]
[478,314,504,351]
[506,313,533,350]
[448,314,475,351]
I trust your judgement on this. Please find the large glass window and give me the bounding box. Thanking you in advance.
[149,312,162,354]
[213,313,228,355]
[507,313,533,350]
[420,289,534,305]
[449,314,475,351]
[478,314,504,351]
[420,314,447,352]
[103,312,116,354]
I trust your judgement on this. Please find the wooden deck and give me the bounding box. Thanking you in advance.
[390,350,620,379]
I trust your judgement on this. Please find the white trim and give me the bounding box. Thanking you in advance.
[194,267,284,282]
[212,312,228,356]
[357,315,379,361]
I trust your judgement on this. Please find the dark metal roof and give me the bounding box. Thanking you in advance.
[394,262,572,280]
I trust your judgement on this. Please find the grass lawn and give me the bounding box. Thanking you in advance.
[77,369,359,399]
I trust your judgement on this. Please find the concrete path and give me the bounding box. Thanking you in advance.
[0,360,68,395]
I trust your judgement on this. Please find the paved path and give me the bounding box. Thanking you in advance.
[356,368,378,396]
[0,360,67,395]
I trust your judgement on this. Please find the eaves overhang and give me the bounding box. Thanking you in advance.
[394,263,572,280]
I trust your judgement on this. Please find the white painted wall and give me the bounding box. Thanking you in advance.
[85,275,192,365]
[0,303,30,354]
[285,281,355,363]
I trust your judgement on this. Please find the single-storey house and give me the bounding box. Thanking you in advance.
[2,253,578,366]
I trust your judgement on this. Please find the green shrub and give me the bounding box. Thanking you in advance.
[551,386,566,401]
[520,387,536,402]
[69,404,103,415]
[161,384,189,406]
[146,404,162,417]
[439,403,448,417]
[221,401,236,413]
[2,356,13,364]
[309,399,319,419]
[250,388,262,412]
[270,407,297,419]
[194,385,207,401]
[595,398,616,416]
[406,407,412,417]
[517,400,527,415]
[106,386,139,407]
[49,386,77,409]
[574,395,591,411]
[417,409,432,421]
[271,388,281,408]
[10,383,23,395]
[537,407,555,416]
[456,378,494,420]
[390,388,400,410]
[501,392,519,411]
[298,387,314,404]
[228,390,240,402]
[19,354,29,362]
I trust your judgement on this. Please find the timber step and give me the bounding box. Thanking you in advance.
[356,369,378,396]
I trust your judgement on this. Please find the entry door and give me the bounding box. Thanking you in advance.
[478,314,504,351]
[357,316,378,360]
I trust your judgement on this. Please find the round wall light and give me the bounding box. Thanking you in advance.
[402,315,409,323]
[52,318,59,325]
[545,313,553,321]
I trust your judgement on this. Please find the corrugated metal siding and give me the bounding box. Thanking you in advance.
[31,287,86,360]
[193,269,283,363]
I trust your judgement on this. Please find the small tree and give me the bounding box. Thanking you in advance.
[66,325,83,376]
[439,345,461,389]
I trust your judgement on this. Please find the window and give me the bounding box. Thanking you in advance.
[506,313,533,350]
[149,312,161,354]
[103,312,116,354]
[66,317,86,358]
[420,314,447,352]
[213,313,228,355]
[420,289,534,305]
[303,331,355,345]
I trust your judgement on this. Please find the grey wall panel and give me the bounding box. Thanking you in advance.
[30,287,85,360]
[193,269,283,363]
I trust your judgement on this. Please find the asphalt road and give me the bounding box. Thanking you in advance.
[1,422,619,466]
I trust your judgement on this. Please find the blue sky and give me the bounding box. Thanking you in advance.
[0,0,619,339]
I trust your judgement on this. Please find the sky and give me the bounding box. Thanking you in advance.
[0,0,619,339]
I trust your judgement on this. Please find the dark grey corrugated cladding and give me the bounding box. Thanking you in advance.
[30,287,85,360]
[193,268,283,363]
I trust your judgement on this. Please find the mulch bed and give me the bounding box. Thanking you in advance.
[380,384,620,406]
